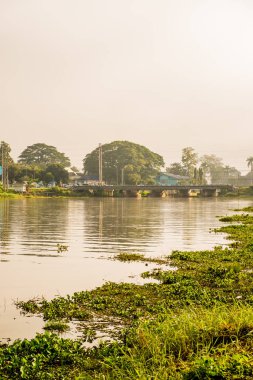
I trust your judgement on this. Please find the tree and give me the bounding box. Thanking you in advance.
[181,147,198,178]
[166,162,187,176]
[83,141,164,185]
[18,143,71,168]
[246,157,253,172]
[0,141,13,166]
[0,141,13,189]
[8,163,42,183]
[41,164,69,185]
[200,155,240,184]
[200,154,224,184]
[223,165,240,184]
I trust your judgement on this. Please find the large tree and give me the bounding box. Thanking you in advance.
[0,141,13,166]
[0,141,13,189]
[181,147,198,177]
[41,164,69,185]
[18,143,71,168]
[83,141,164,185]
[200,154,240,184]
[8,163,42,183]
[166,162,187,176]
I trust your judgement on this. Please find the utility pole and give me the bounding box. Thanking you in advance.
[1,142,8,191]
[98,143,103,185]
[121,167,124,185]
[1,142,3,189]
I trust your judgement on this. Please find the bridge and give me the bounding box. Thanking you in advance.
[72,184,235,197]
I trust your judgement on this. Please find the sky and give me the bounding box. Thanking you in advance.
[0,0,253,174]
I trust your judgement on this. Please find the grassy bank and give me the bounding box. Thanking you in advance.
[1,185,253,198]
[1,207,253,378]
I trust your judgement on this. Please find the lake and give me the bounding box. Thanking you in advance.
[0,197,252,342]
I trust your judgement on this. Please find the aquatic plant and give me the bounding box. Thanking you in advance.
[43,321,69,332]
[56,243,68,253]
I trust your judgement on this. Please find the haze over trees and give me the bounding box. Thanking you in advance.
[0,140,252,186]
[83,141,165,185]
[181,147,198,178]
[167,147,241,184]
[3,143,70,186]
[18,143,71,168]
[247,157,253,172]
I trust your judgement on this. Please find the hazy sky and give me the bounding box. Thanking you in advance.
[1,0,253,172]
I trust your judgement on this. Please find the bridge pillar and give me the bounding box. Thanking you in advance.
[200,189,220,197]
[103,189,114,197]
[177,189,189,197]
[126,190,141,197]
[188,189,200,197]
[148,190,168,197]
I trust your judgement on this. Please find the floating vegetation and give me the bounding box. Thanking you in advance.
[43,321,69,332]
[56,243,68,253]
[114,252,167,264]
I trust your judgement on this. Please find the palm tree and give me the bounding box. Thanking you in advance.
[246,157,253,172]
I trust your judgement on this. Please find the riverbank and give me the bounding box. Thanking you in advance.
[1,206,253,378]
[1,185,253,199]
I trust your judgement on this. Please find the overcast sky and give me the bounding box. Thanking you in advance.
[1,0,253,173]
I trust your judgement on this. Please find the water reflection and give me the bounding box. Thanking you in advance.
[0,199,11,255]
[82,198,165,255]
[0,197,250,258]
[0,198,70,256]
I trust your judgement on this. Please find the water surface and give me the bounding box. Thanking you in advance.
[0,197,252,341]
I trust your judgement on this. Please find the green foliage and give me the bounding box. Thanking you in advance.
[0,141,13,166]
[43,321,69,332]
[3,305,253,379]
[181,147,198,177]
[114,252,166,263]
[200,154,241,184]
[18,143,71,168]
[40,164,69,185]
[27,187,72,197]
[0,333,84,379]
[246,156,253,172]
[114,252,146,262]
[8,163,42,183]
[83,140,164,185]
[166,162,187,176]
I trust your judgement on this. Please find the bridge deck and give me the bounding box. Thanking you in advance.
[73,184,234,191]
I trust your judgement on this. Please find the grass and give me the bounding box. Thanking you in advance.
[2,304,253,379]
[3,204,253,378]
[114,252,167,264]
[43,321,69,332]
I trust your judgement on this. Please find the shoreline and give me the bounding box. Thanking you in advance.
[0,185,253,199]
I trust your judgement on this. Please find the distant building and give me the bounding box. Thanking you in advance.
[67,168,84,186]
[156,172,189,186]
[9,182,27,192]
[83,175,104,185]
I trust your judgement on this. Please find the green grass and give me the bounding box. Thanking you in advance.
[2,305,253,379]
[114,252,166,264]
[43,321,69,332]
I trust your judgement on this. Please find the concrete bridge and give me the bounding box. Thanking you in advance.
[72,184,235,197]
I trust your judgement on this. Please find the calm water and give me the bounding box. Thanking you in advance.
[0,197,252,342]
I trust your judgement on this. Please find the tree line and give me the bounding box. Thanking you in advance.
[166,147,242,185]
[0,140,252,187]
